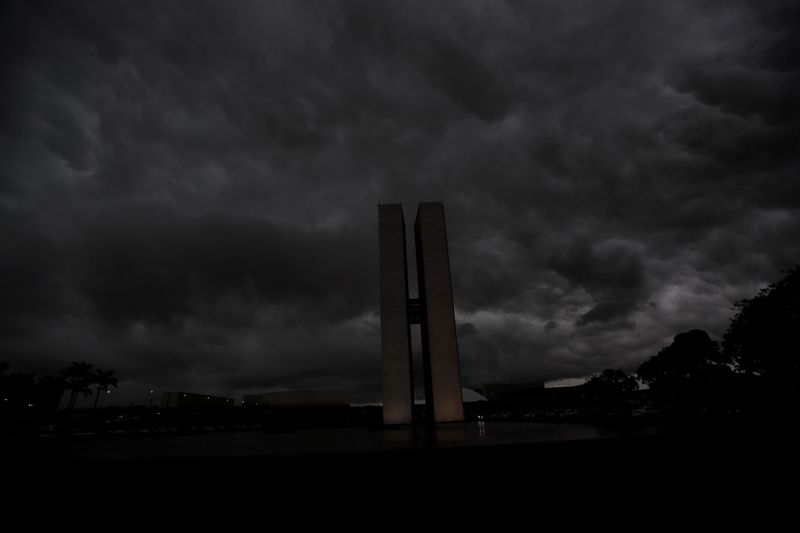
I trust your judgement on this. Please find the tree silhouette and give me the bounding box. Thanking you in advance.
[585,369,638,399]
[723,265,800,401]
[60,361,94,410]
[638,330,731,405]
[92,369,118,409]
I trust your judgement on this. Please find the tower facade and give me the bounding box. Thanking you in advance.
[379,202,464,424]
[378,204,415,425]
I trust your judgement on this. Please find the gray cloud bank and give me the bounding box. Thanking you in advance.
[1,0,798,404]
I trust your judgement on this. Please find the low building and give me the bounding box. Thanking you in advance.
[160,392,235,409]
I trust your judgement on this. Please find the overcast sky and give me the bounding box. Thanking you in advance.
[2,0,798,406]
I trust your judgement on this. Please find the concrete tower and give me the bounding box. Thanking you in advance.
[379,202,464,424]
[378,204,414,425]
[414,203,465,423]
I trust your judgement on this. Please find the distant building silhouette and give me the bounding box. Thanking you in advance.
[242,391,352,409]
[379,202,464,424]
[160,392,235,409]
[462,388,489,403]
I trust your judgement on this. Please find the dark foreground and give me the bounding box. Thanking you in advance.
[0,421,795,526]
[4,420,799,509]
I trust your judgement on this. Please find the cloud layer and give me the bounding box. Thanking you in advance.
[1,0,798,404]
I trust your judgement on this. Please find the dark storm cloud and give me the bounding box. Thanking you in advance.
[1,0,798,403]
[548,238,647,326]
[75,206,375,325]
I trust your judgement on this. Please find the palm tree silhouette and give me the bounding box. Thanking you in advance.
[92,369,118,409]
[60,361,94,410]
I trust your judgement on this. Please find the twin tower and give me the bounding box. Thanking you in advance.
[379,202,464,425]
